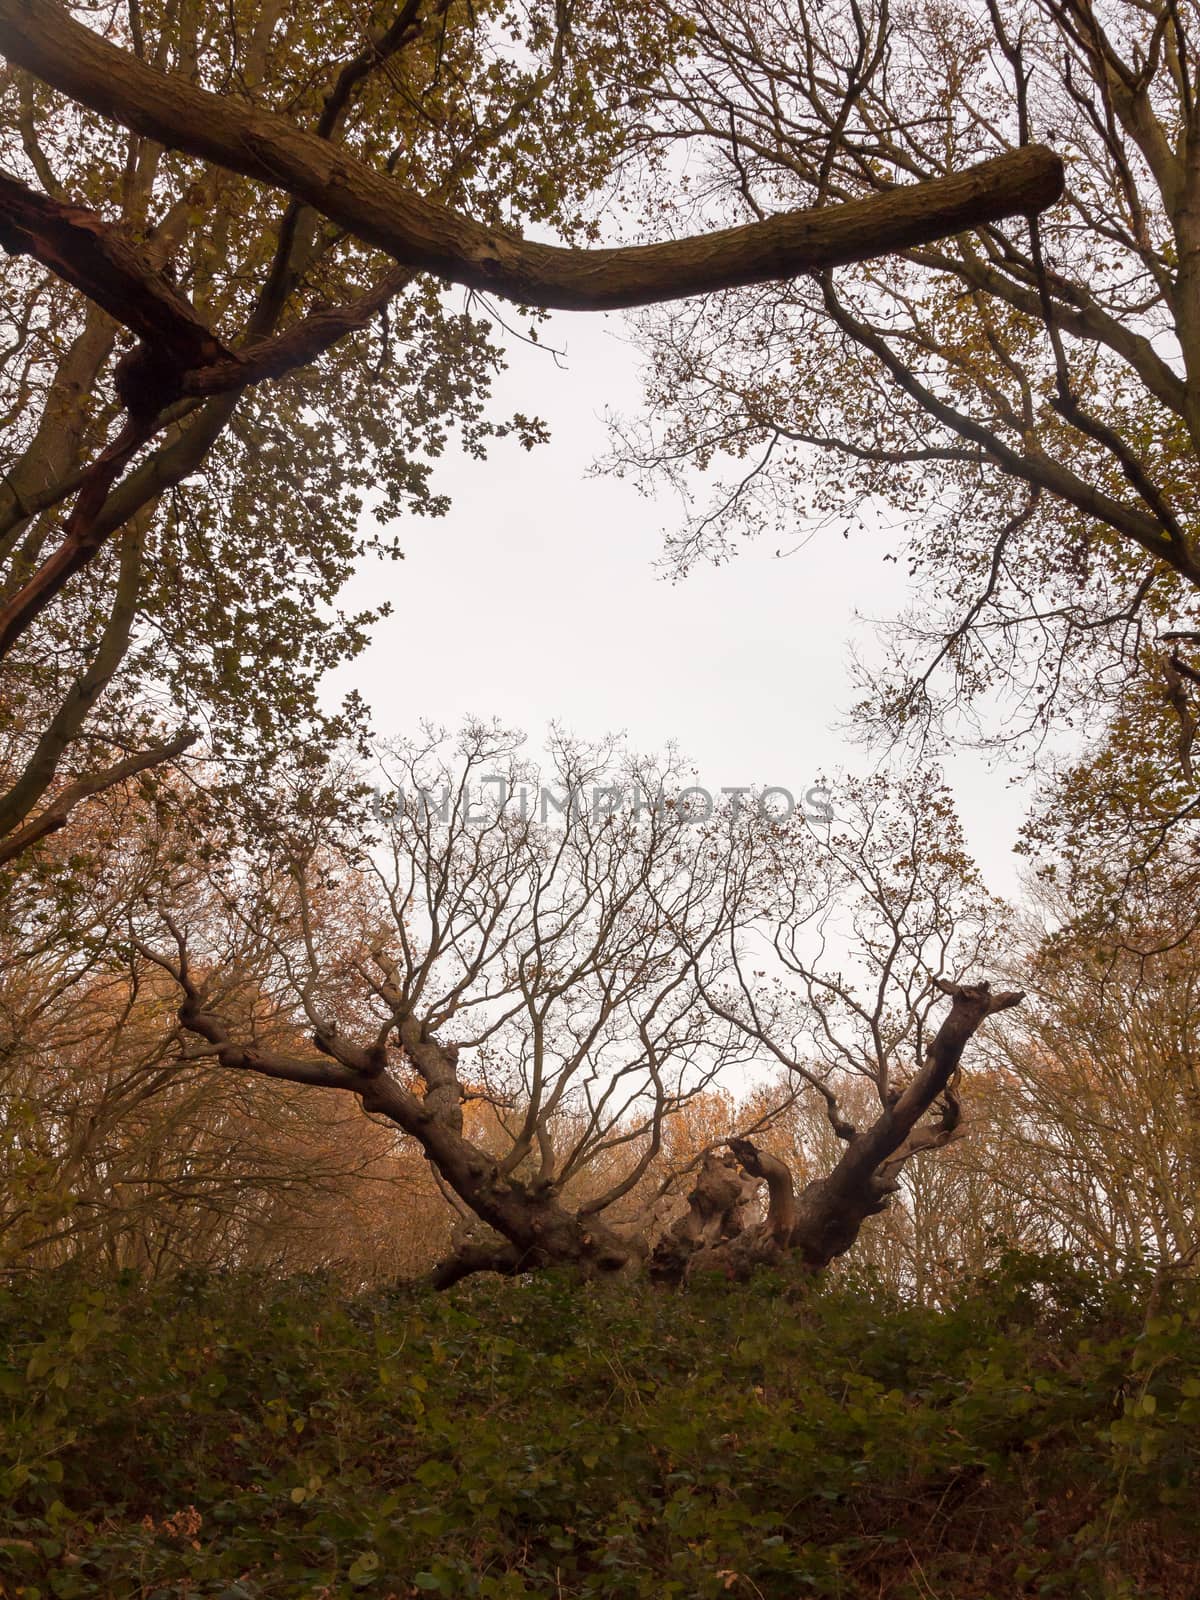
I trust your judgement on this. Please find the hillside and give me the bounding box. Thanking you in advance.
[1,1256,1197,1599]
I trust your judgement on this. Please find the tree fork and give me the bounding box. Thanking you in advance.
[659,981,1024,1283]
[163,966,639,1287]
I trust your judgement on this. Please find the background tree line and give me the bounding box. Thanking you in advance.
[2,724,1195,1293]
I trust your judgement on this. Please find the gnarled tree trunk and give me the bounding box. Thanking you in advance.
[652,980,1024,1283]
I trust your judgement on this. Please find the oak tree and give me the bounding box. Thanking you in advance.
[132,729,1020,1285]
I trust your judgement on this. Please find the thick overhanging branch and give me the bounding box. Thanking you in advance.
[0,0,1063,313]
[0,4,1063,682]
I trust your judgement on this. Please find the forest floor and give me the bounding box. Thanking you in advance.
[0,1253,1197,1599]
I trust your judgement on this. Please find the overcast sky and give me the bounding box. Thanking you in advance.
[330,307,1035,900]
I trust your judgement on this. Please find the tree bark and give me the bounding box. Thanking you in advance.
[648,1150,762,1281]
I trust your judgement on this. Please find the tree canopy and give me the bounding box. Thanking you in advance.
[609,0,1200,899]
[3,0,1194,1300]
[0,0,1061,885]
[5,20,1200,1600]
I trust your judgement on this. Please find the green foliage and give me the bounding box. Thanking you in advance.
[0,1254,1196,1599]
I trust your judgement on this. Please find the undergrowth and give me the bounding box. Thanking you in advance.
[0,1251,1197,1598]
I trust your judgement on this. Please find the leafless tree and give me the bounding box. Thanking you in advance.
[131,728,1019,1285]
[649,769,1023,1279]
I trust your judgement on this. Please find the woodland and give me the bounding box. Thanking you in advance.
[0,0,1198,1596]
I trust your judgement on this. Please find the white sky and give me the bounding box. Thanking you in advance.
[329,307,1035,901]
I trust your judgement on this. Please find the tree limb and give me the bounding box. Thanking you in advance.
[0,0,1064,311]
[0,727,196,867]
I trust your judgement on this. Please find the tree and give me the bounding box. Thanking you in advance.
[610,0,1200,814]
[647,769,1023,1280]
[135,728,776,1285]
[0,0,1059,880]
[978,888,1200,1273]
[0,768,454,1280]
[128,728,1019,1285]
[0,0,563,880]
